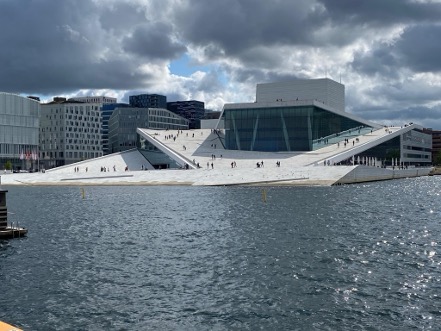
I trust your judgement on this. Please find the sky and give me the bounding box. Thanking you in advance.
[1,0,441,128]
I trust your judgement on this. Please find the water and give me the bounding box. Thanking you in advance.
[1,177,441,330]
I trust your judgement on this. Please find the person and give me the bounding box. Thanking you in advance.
[211,162,214,169]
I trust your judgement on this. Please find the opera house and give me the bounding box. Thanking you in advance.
[0,79,433,186]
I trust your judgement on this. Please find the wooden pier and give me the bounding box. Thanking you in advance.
[0,189,27,239]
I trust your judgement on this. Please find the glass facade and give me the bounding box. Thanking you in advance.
[167,100,205,129]
[137,137,181,169]
[101,103,131,155]
[108,107,189,153]
[0,93,40,171]
[336,128,431,166]
[129,94,167,109]
[224,105,371,152]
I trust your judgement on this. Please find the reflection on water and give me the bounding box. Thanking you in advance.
[1,177,441,330]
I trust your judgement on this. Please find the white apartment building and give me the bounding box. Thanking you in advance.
[68,96,117,104]
[40,99,102,168]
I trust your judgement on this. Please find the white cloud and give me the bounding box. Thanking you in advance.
[1,0,441,128]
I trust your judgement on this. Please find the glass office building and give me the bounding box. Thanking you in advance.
[108,107,189,153]
[0,93,40,170]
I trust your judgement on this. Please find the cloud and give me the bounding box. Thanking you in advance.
[122,22,186,60]
[0,0,441,129]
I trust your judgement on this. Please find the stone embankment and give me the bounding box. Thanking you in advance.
[429,167,441,176]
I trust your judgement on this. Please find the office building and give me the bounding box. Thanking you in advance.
[69,96,117,104]
[108,107,188,153]
[40,98,102,168]
[0,93,40,171]
[101,103,131,155]
[167,100,205,129]
[129,94,167,109]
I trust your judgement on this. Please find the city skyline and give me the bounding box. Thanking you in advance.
[1,0,441,128]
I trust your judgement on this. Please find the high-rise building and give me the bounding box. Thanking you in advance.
[40,98,102,168]
[129,94,167,109]
[167,100,205,129]
[101,103,131,155]
[69,96,118,155]
[0,93,40,171]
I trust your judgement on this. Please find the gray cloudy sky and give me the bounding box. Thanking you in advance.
[1,0,441,128]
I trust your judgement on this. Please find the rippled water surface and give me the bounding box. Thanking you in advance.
[1,177,441,330]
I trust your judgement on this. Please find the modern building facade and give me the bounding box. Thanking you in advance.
[354,127,432,166]
[69,96,117,104]
[129,94,167,109]
[0,93,40,171]
[167,100,205,129]
[69,96,119,155]
[423,128,441,164]
[220,79,431,166]
[256,78,345,112]
[101,103,131,155]
[40,98,102,168]
[108,107,189,153]
[223,99,373,152]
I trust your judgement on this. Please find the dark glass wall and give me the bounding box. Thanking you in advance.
[224,105,369,152]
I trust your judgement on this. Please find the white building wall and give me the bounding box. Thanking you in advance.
[69,96,117,104]
[256,78,345,112]
[40,102,102,167]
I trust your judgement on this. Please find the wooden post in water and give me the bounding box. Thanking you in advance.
[0,188,8,230]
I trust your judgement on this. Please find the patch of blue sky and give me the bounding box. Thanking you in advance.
[169,53,211,76]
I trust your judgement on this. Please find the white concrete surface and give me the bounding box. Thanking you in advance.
[0,127,432,187]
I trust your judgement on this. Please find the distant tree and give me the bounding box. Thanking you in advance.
[435,150,441,166]
[4,160,12,170]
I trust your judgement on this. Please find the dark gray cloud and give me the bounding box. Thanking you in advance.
[0,0,184,95]
[122,23,186,60]
[1,0,441,129]
[174,0,319,57]
[352,24,441,76]
[351,47,400,78]
[320,0,441,26]
[395,24,441,72]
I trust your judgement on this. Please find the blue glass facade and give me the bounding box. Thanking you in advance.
[224,105,371,152]
[101,103,130,155]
